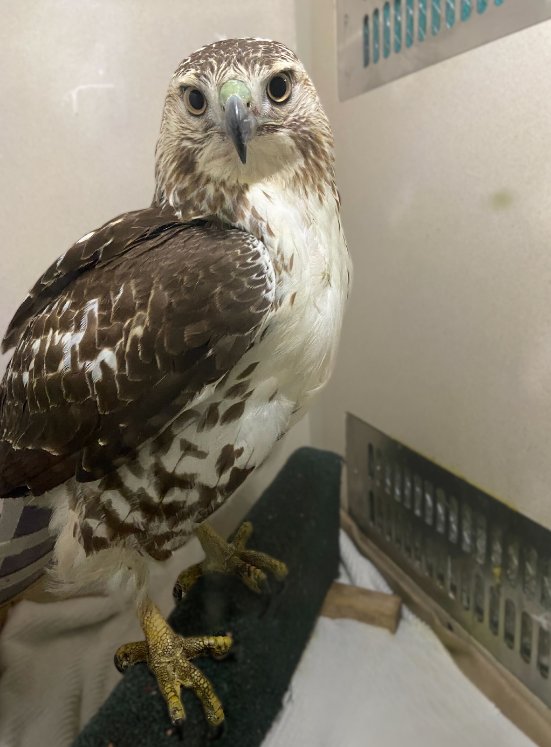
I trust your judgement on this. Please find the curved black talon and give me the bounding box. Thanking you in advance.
[114,652,131,673]
[173,717,185,741]
[114,653,124,673]
[217,633,241,663]
[208,720,227,741]
[173,583,183,602]
[259,576,288,619]
[259,576,271,595]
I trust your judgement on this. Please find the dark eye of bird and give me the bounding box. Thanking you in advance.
[183,87,207,115]
[267,73,292,104]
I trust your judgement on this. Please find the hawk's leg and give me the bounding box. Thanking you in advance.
[174,521,288,599]
[114,599,232,727]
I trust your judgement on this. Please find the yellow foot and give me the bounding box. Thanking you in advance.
[174,520,288,599]
[114,600,232,727]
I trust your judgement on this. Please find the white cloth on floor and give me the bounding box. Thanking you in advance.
[0,531,536,747]
[264,532,535,747]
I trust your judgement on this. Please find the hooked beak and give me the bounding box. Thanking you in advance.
[220,80,257,164]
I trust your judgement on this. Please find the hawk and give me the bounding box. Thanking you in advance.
[0,38,350,727]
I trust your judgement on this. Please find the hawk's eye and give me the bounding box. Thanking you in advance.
[267,73,292,104]
[183,87,207,116]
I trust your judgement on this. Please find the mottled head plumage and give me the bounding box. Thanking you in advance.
[153,38,336,220]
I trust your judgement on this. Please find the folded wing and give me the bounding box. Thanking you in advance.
[0,208,275,496]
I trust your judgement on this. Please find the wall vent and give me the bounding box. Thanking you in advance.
[347,413,551,708]
[338,0,551,99]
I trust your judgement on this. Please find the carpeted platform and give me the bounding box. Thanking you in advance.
[73,447,342,747]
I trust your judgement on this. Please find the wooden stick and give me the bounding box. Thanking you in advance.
[321,581,402,634]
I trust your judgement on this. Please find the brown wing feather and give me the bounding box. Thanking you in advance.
[0,209,274,496]
[1,206,184,353]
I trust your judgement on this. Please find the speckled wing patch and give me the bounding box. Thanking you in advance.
[0,207,275,496]
[1,206,183,353]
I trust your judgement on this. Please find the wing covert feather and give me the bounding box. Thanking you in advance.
[0,209,275,496]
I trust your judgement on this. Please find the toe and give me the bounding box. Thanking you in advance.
[166,688,186,725]
[240,550,288,581]
[209,633,233,660]
[271,559,289,581]
[240,563,268,593]
[114,641,147,672]
[174,562,203,600]
[231,521,253,550]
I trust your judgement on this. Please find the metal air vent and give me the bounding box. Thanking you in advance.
[338,0,551,99]
[346,413,551,708]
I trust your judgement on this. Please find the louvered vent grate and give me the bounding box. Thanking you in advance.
[347,414,551,706]
[338,0,551,99]
[363,1,505,67]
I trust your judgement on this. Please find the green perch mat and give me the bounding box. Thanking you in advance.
[73,447,342,747]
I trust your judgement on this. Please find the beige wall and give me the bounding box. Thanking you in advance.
[306,2,551,531]
[0,1,311,516]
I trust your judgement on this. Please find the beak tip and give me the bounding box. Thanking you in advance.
[224,92,253,166]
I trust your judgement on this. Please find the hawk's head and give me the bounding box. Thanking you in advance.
[154,38,335,215]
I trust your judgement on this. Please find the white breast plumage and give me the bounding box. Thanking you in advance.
[239,180,351,414]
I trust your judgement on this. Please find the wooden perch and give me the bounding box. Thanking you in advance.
[321,581,402,633]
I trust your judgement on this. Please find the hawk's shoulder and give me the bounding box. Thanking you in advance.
[2,206,184,353]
